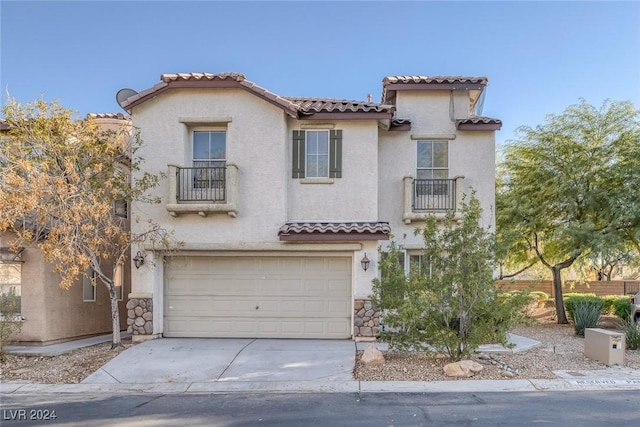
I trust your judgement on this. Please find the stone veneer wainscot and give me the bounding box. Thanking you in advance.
[126,294,153,340]
[354,299,380,338]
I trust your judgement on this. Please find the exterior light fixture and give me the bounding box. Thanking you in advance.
[133,251,145,269]
[361,253,370,271]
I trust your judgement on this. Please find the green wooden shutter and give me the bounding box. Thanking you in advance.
[292,130,306,178]
[329,129,342,178]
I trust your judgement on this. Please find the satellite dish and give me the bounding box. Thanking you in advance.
[116,88,138,109]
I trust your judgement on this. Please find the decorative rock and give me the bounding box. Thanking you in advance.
[126,299,138,310]
[134,317,145,327]
[134,306,143,316]
[443,361,473,378]
[360,326,372,336]
[364,301,372,310]
[459,360,484,373]
[127,309,135,319]
[354,317,364,327]
[139,300,146,309]
[501,370,515,378]
[144,322,153,334]
[354,300,364,310]
[142,312,153,321]
[146,302,153,312]
[127,318,134,325]
[361,344,385,366]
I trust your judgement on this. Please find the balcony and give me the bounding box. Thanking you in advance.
[166,164,239,217]
[402,176,464,224]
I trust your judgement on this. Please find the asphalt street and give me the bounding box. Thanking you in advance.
[2,391,639,427]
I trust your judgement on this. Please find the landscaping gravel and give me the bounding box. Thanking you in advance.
[355,316,640,381]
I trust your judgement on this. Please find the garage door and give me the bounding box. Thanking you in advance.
[164,256,352,338]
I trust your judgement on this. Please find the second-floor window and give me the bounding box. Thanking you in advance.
[416,141,448,196]
[193,130,226,189]
[292,130,342,179]
[417,140,448,180]
[193,130,226,169]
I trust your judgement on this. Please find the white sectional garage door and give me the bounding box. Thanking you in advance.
[164,256,352,338]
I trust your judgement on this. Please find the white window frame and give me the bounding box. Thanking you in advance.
[417,140,449,180]
[0,262,22,315]
[192,128,227,169]
[407,252,433,278]
[83,267,97,302]
[305,130,330,179]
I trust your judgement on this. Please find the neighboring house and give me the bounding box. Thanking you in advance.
[0,114,131,345]
[121,72,500,342]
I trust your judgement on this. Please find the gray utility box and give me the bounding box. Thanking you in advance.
[584,328,625,366]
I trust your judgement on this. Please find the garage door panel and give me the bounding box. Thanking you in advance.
[165,256,352,338]
[165,316,349,338]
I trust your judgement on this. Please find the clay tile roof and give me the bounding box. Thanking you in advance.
[87,113,130,120]
[456,116,502,130]
[383,75,488,86]
[160,72,246,83]
[278,221,391,241]
[121,72,299,116]
[382,76,489,105]
[284,97,394,115]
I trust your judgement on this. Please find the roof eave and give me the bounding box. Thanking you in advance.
[279,233,389,242]
[299,111,394,120]
[456,122,502,131]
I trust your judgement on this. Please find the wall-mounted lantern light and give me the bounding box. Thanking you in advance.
[133,251,145,269]
[361,253,370,271]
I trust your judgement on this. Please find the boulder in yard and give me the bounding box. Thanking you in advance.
[443,360,481,378]
[361,344,385,366]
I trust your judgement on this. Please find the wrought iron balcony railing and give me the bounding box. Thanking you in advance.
[412,179,456,211]
[176,166,226,203]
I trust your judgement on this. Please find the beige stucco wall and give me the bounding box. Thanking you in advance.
[378,89,496,250]
[286,119,379,221]
[128,83,496,337]
[1,233,129,344]
[130,89,289,245]
[129,87,386,335]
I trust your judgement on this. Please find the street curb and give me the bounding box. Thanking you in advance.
[3,379,640,394]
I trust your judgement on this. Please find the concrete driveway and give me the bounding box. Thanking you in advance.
[82,338,356,385]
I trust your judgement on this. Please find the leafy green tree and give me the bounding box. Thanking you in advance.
[0,99,175,348]
[497,100,640,323]
[372,194,530,360]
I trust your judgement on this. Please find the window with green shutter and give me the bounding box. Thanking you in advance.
[292,130,342,179]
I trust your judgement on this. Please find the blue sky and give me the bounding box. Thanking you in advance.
[1,0,639,147]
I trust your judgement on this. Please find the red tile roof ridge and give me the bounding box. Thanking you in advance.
[383,75,488,85]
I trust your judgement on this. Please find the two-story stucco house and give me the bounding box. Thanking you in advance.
[120,73,500,342]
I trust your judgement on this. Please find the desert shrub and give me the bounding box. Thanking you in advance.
[544,298,555,309]
[622,319,640,350]
[609,296,633,320]
[530,291,550,308]
[372,194,530,360]
[572,300,603,336]
[564,294,602,321]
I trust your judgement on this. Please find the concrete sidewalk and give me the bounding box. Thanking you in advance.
[3,333,640,394]
[5,333,131,356]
